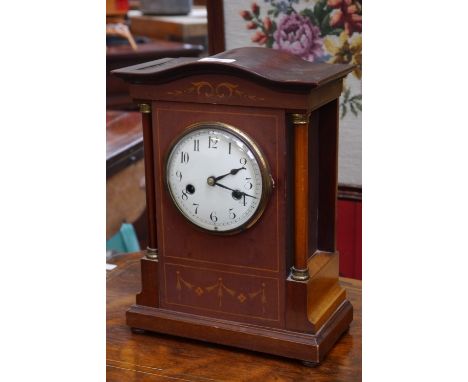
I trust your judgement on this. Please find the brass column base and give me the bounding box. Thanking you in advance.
[145,247,158,260]
[290,266,310,281]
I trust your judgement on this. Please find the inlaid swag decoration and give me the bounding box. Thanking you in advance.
[176,271,267,313]
[239,0,362,118]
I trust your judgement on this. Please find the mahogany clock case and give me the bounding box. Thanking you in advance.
[154,102,287,326]
[112,47,354,365]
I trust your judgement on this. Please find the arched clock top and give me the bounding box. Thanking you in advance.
[112,47,353,91]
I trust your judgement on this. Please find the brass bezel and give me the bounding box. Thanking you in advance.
[164,121,273,235]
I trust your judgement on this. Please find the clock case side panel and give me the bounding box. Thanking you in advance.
[285,98,351,334]
[134,107,160,308]
[151,101,289,328]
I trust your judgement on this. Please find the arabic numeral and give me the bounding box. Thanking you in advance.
[228,208,236,219]
[180,152,189,163]
[193,203,199,214]
[240,157,247,165]
[208,136,219,149]
[181,190,188,200]
[244,177,253,190]
[175,171,182,182]
[210,211,218,222]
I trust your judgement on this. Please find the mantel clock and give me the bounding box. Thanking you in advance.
[112,47,354,365]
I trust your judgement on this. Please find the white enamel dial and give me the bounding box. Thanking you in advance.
[166,123,271,233]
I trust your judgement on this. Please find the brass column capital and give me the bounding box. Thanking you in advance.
[139,103,151,114]
[291,113,310,125]
[146,247,158,260]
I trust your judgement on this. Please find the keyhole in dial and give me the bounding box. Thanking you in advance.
[186,184,195,194]
[232,190,243,200]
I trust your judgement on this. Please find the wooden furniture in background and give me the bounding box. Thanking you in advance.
[107,0,129,23]
[107,251,362,380]
[206,0,225,55]
[129,6,208,46]
[106,111,146,240]
[112,47,354,364]
[107,111,143,179]
[106,23,138,51]
[107,40,203,109]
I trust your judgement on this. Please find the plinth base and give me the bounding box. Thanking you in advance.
[127,299,352,364]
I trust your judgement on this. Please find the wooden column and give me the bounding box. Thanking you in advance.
[139,103,158,260]
[291,113,311,281]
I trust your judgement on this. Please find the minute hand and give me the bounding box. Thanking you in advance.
[214,182,258,199]
[214,166,246,182]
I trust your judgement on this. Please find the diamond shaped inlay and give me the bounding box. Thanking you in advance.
[195,286,204,296]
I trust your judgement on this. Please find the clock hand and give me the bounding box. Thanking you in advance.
[213,181,258,199]
[214,166,246,182]
[212,182,235,192]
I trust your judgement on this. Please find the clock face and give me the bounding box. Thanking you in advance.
[166,123,272,234]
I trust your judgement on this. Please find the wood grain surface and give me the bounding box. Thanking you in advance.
[293,116,309,272]
[112,47,353,89]
[107,252,361,381]
[150,103,288,327]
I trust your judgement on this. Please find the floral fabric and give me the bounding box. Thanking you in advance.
[239,0,362,119]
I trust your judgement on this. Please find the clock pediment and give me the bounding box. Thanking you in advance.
[112,46,353,92]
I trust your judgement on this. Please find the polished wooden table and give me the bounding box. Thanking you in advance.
[106,110,143,178]
[107,252,362,381]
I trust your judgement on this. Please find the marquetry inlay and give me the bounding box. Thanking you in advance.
[167,82,265,101]
[176,271,267,313]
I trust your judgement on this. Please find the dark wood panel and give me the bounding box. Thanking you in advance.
[206,0,225,54]
[113,47,353,89]
[317,99,339,252]
[308,111,320,257]
[136,257,159,307]
[141,110,158,252]
[126,299,352,364]
[151,102,288,327]
[128,74,343,112]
